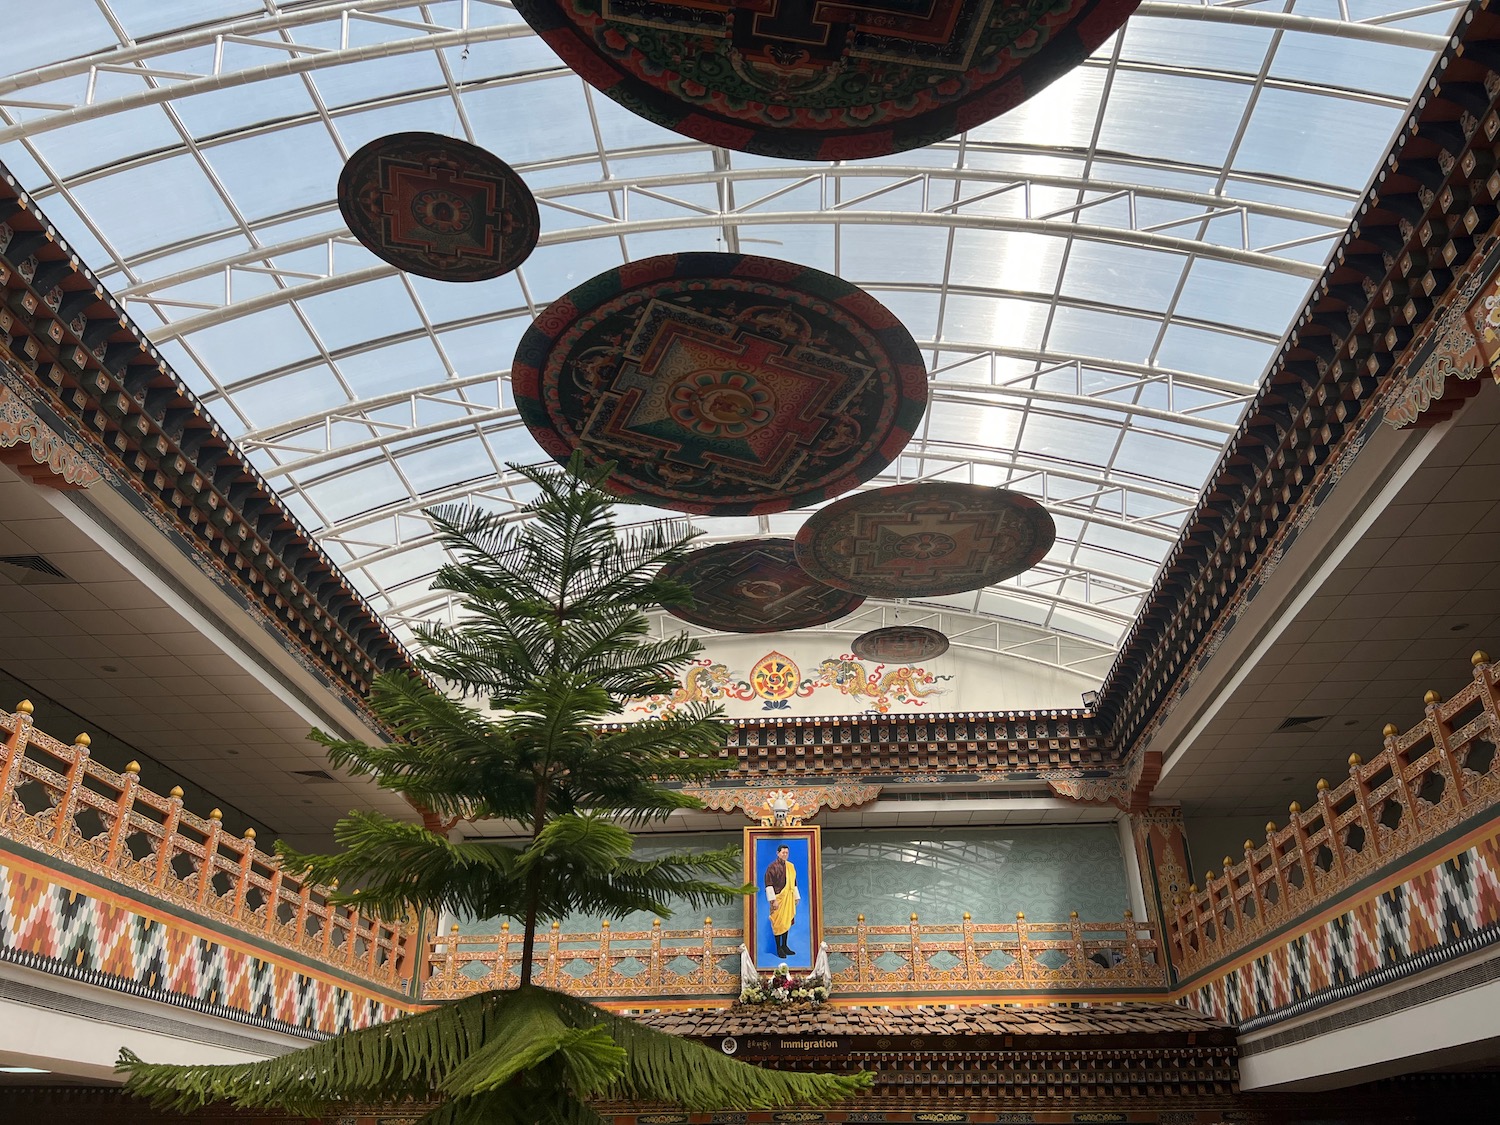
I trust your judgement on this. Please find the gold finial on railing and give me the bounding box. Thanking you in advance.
[601,920,610,929]
[857,914,865,923]
[1016,911,1025,920]
[1222,857,1233,869]
[651,918,660,928]
[501,921,509,932]
[1124,909,1133,919]
[550,920,560,931]
[1424,690,1441,705]
[1474,650,1490,666]
[16,700,33,714]
[1349,753,1362,767]
[1383,723,1399,738]
[1204,871,1215,884]
[1188,884,1197,894]
[169,786,183,799]
[244,828,255,840]
[1316,778,1329,792]
[208,809,222,821]
[704,916,712,926]
[1243,840,1255,853]
[1266,821,1277,834]
[124,761,140,775]
[73,733,90,747]
[963,911,971,921]
[1289,801,1301,814]
[1070,910,1079,919]
[910,912,919,922]
[451,924,460,934]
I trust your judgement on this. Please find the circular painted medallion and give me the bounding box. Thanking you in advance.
[336,132,540,282]
[513,253,927,516]
[851,626,950,663]
[794,482,1056,598]
[660,539,865,633]
[512,0,1141,161]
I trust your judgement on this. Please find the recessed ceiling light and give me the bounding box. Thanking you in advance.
[0,1066,48,1074]
[1451,623,1470,632]
[1281,776,1293,782]
[226,749,239,756]
[101,664,118,672]
[1345,720,1358,727]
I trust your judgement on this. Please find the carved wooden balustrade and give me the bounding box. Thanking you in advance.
[1169,652,1500,979]
[423,911,1166,1001]
[0,701,412,990]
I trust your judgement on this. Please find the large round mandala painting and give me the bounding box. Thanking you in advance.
[513,253,927,516]
[512,0,1142,160]
[794,482,1056,598]
[337,132,540,282]
[851,626,950,663]
[660,539,865,634]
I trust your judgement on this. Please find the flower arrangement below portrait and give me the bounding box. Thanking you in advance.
[739,964,829,1006]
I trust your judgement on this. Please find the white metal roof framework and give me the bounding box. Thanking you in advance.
[0,0,1464,680]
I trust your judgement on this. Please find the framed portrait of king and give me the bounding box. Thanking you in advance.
[744,825,822,973]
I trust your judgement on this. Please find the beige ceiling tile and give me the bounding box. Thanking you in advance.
[1378,534,1473,570]
[86,581,172,611]
[1389,588,1469,619]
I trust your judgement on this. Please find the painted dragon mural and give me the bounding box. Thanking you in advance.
[630,651,951,717]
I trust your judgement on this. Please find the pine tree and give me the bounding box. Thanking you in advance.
[118,459,870,1124]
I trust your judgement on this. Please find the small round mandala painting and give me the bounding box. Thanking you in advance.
[659,539,865,634]
[794,482,1056,598]
[513,252,927,516]
[851,626,950,663]
[336,132,539,282]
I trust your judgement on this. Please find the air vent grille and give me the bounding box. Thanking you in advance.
[0,554,70,584]
[1276,715,1330,733]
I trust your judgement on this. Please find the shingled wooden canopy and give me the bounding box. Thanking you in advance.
[607,1001,1241,1121]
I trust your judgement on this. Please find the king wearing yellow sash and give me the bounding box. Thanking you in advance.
[763,844,800,958]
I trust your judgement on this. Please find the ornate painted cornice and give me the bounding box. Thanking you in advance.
[605,709,1118,782]
[0,374,100,488]
[679,781,882,822]
[0,168,417,708]
[1097,0,1500,766]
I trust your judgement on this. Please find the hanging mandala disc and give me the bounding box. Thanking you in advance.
[336,132,539,282]
[851,626,950,663]
[794,482,1056,598]
[659,539,865,634]
[513,252,927,516]
[511,0,1142,160]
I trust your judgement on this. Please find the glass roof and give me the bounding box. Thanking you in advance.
[0,0,1463,665]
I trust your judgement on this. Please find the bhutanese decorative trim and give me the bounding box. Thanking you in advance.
[0,365,101,488]
[0,848,417,1037]
[1181,825,1500,1030]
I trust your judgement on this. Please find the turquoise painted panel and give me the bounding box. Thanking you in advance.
[820,825,1128,927]
[456,825,1127,938]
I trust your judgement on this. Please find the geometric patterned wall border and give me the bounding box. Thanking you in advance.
[0,846,417,1040]
[1181,818,1500,1031]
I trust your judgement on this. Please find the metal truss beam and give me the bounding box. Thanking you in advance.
[0,0,1449,142]
[243,372,1234,485]
[142,204,1320,345]
[113,161,1346,313]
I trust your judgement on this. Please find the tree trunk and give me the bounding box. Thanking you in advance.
[517,777,550,987]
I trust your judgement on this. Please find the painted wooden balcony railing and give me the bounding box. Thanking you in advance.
[424,912,1167,1003]
[1169,651,1500,981]
[0,701,413,996]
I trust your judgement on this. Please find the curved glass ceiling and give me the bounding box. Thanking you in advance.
[0,0,1463,661]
